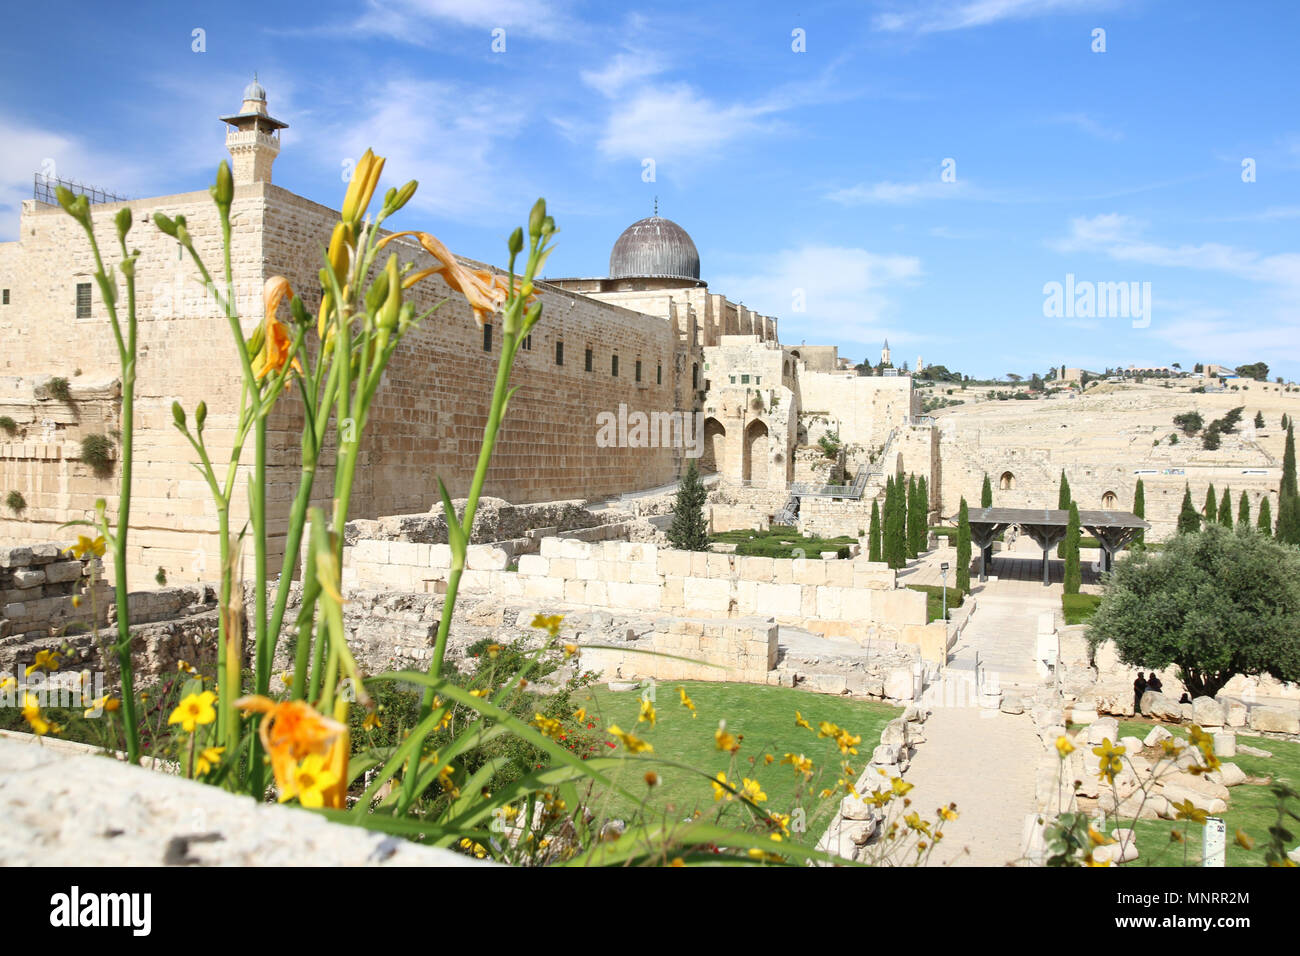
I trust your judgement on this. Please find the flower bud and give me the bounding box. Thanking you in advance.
[153,213,178,237]
[114,207,132,242]
[290,295,311,327]
[378,254,401,331]
[172,401,186,429]
[389,179,417,213]
[541,215,556,237]
[195,401,207,432]
[507,227,524,257]
[212,160,234,209]
[528,198,547,238]
[55,186,91,226]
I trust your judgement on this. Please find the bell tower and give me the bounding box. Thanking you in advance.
[220,75,287,186]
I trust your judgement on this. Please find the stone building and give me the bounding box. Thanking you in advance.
[0,80,927,582]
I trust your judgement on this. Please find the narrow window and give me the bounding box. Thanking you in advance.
[76,282,92,319]
[555,341,564,366]
[692,363,699,389]
[483,324,492,352]
[635,359,642,383]
[657,363,662,385]
[585,347,593,372]
[2,289,9,305]
[611,355,619,377]
[522,334,532,351]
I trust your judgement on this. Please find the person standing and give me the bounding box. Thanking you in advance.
[1133,672,1148,712]
[1147,672,1163,695]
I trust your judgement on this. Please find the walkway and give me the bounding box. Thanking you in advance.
[904,705,1041,866]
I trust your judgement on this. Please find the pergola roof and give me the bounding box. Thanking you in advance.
[968,507,1149,530]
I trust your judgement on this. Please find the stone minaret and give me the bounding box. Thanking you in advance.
[220,76,287,186]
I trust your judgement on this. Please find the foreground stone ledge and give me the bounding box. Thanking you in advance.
[0,735,483,867]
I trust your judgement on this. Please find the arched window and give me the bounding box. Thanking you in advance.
[1102,491,1118,509]
[999,471,1015,491]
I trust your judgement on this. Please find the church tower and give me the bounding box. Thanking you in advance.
[220,76,287,186]
[881,338,891,366]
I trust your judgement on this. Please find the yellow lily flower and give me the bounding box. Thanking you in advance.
[168,691,217,733]
[252,276,303,385]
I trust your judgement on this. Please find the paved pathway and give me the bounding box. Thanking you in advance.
[904,704,1041,866]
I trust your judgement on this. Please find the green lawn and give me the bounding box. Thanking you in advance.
[1062,593,1102,625]
[906,584,965,622]
[710,526,857,559]
[570,681,900,844]
[1109,719,1299,867]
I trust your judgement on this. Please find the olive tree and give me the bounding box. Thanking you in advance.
[1087,525,1300,698]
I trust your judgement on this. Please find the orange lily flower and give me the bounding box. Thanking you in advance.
[379,230,532,326]
[235,695,347,798]
[253,276,303,384]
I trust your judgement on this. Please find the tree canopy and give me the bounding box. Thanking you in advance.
[1087,525,1300,698]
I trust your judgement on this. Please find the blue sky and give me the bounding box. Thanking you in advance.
[3,0,1297,379]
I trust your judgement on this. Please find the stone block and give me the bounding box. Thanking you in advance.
[466,546,508,571]
[683,577,731,613]
[753,583,802,618]
[606,582,660,611]
[12,570,45,589]
[0,548,34,568]
[558,538,592,560]
[42,561,83,585]
[516,555,549,577]
[1216,695,1248,728]
[791,559,826,586]
[539,537,563,558]
[1212,731,1236,758]
[1143,725,1173,748]
[658,550,691,578]
[1086,717,1119,745]
[1249,706,1300,734]
[884,671,915,702]
[1140,691,1183,722]
[428,544,452,567]
[1192,695,1225,728]
[823,561,854,587]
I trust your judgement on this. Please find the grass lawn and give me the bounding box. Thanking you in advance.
[570,680,900,845]
[1110,719,1299,867]
[1062,593,1102,625]
[710,526,857,559]
[906,584,965,622]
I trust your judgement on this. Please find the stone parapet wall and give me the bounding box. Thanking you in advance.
[343,535,934,644]
[0,543,107,644]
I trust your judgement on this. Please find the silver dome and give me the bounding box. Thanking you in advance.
[243,78,267,101]
[609,216,700,280]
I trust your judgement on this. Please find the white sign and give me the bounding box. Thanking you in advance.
[1203,817,1226,867]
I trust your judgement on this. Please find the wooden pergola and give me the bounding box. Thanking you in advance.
[966,507,1150,586]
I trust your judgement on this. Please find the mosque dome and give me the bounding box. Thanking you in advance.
[243,78,267,102]
[609,215,700,281]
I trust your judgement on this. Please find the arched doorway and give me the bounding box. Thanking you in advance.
[1101,491,1118,509]
[743,419,769,485]
[701,418,726,474]
[1000,471,1016,491]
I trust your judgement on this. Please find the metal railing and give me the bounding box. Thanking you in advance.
[33,172,128,207]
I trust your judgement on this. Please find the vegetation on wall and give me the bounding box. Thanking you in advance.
[5,490,26,513]
[80,433,116,479]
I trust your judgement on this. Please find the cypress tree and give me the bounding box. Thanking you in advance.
[1284,413,1291,431]
[1057,470,1071,556]
[868,498,882,562]
[981,473,992,508]
[1133,478,1146,544]
[1219,486,1233,527]
[1279,426,1300,544]
[904,475,918,559]
[1282,425,1297,497]
[1177,485,1201,534]
[1258,496,1272,535]
[666,459,711,551]
[1255,410,1266,430]
[886,476,907,568]
[1204,484,1218,524]
[1238,490,1250,529]
[917,475,930,552]
[883,476,897,567]
[956,497,972,592]
[1063,501,1081,594]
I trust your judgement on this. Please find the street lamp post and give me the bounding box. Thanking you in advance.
[939,561,950,621]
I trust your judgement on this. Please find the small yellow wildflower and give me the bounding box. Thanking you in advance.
[533,712,563,738]
[363,709,383,730]
[573,707,587,723]
[715,721,739,753]
[1055,735,1075,757]
[66,534,106,559]
[638,696,656,727]
[678,686,697,718]
[195,746,225,776]
[1092,738,1125,783]
[169,690,217,733]
[739,778,767,803]
[530,613,564,637]
[458,837,488,859]
[711,771,734,802]
[1171,799,1208,825]
[607,724,653,754]
[794,711,812,730]
[21,692,61,736]
[781,752,814,778]
[25,649,61,676]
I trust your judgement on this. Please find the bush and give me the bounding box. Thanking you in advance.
[80,433,115,479]
[1062,593,1102,625]
[0,415,16,436]
[47,377,72,401]
[5,490,26,513]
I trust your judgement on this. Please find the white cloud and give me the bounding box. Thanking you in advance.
[875,0,1112,33]
[581,52,667,98]
[596,84,781,164]
[1052,112,1123,141]
[293,78,529,222]
[0,116,137,241]
[827,179,970,205]
[710,245,923,344]
[352,0,570,41]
